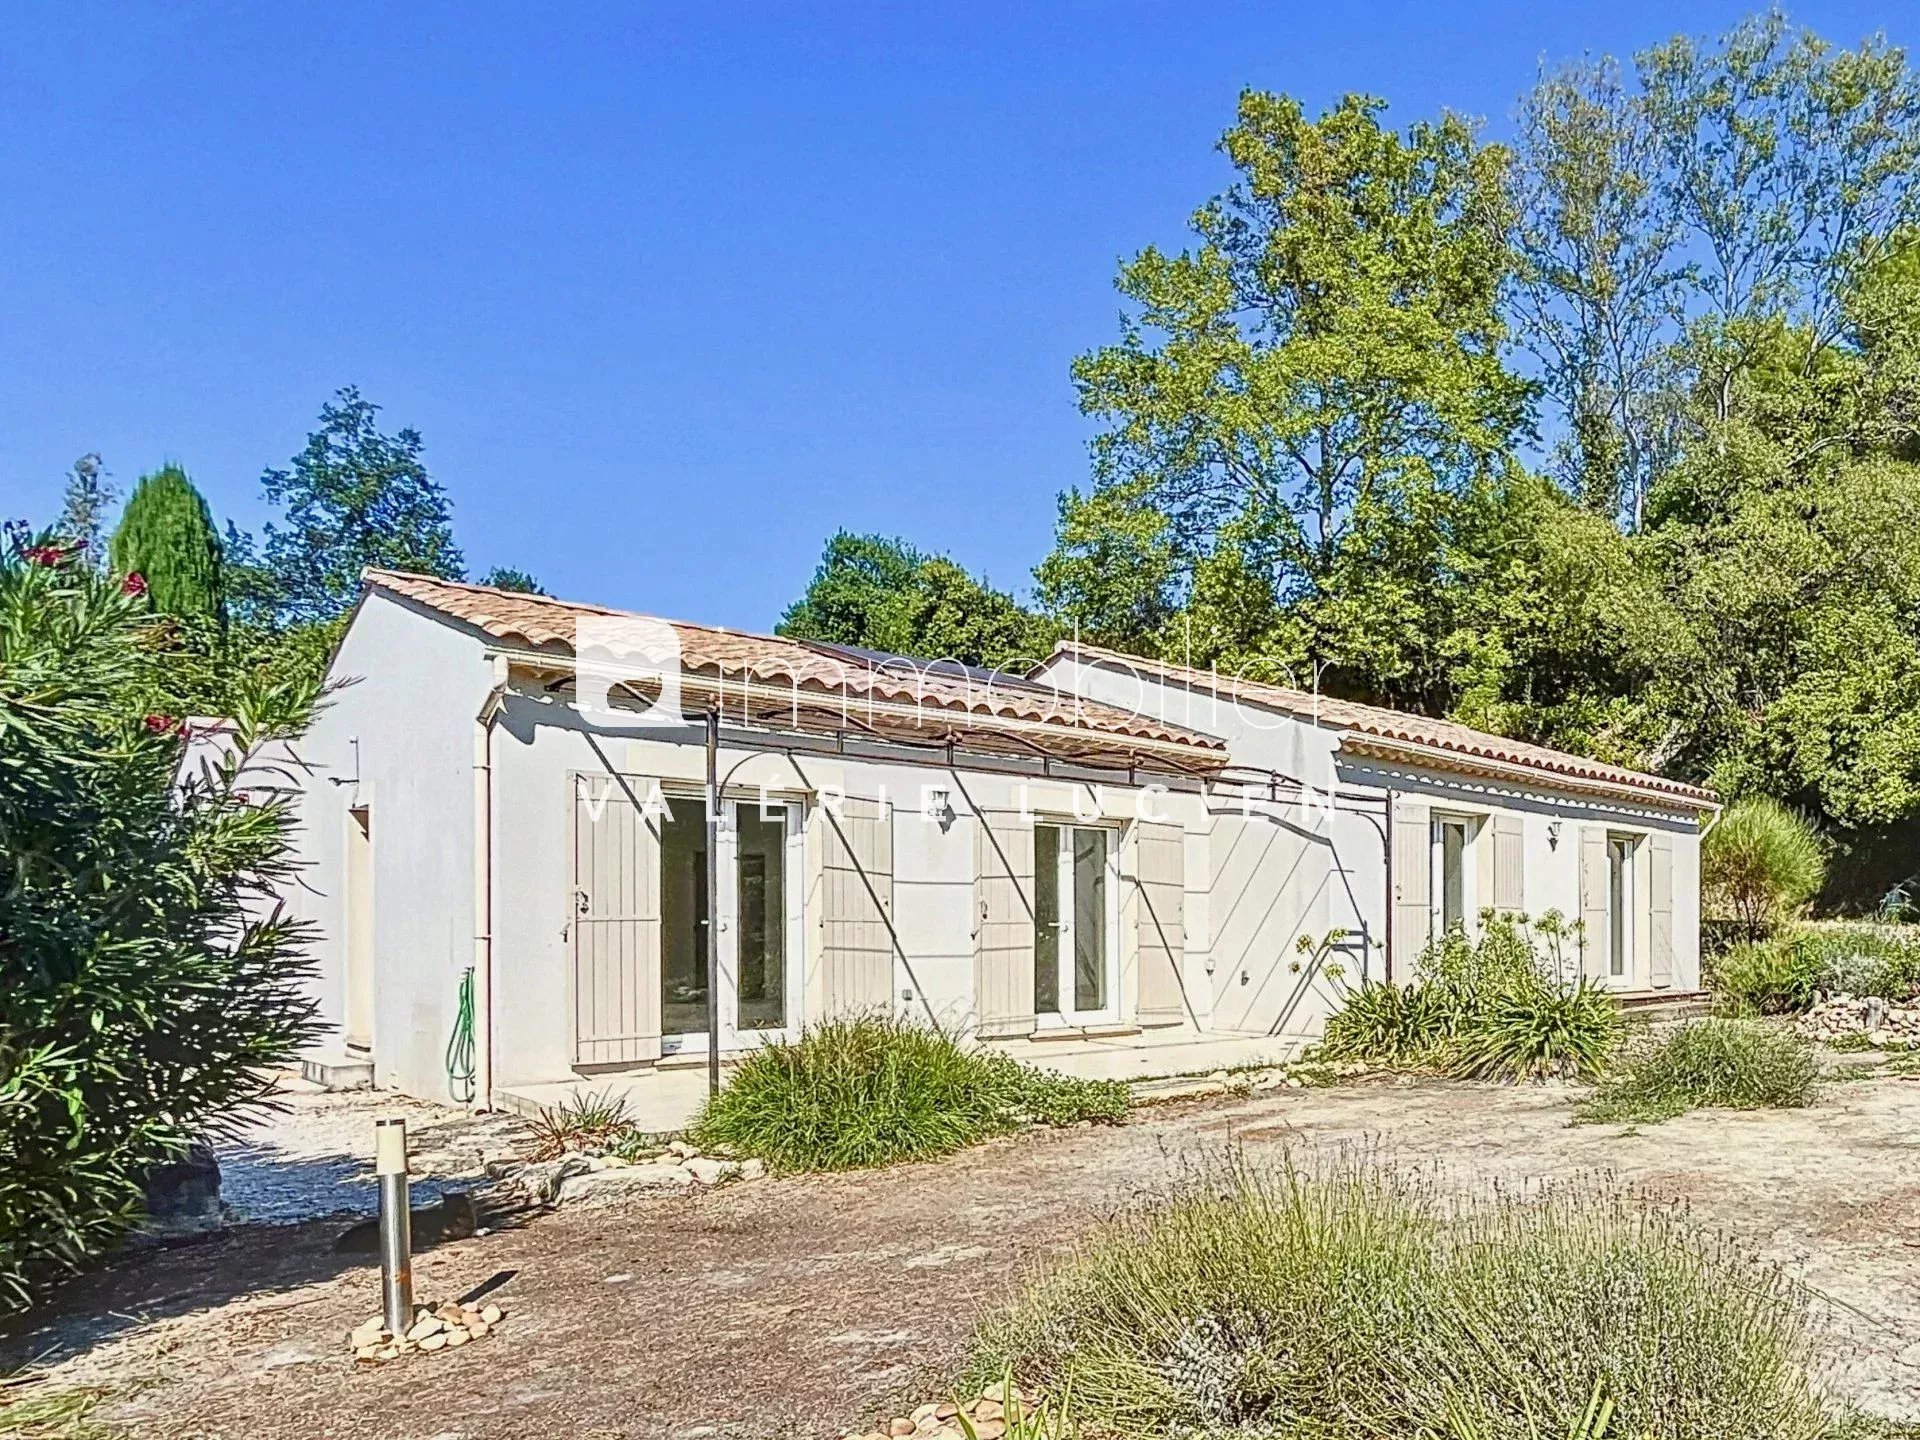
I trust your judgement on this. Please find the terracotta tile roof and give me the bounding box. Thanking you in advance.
[361,570,1227,774]
[1046,641,1718,809]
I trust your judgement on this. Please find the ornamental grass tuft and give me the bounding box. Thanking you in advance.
[691,1015,1126,1172]
[1576,1017,1820,1125]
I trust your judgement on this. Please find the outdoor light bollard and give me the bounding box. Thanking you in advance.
[375,1117,414,1337]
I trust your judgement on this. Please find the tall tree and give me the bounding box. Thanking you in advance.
[257,387,464,624]
[53,453,114,564]
[1510,57,1685,530]
[475,565,547,594]
[779,531,1055,671]
[1055,90,1533,702]
[109,465,227,623]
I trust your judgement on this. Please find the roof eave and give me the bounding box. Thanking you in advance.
[1335,733,1719,814]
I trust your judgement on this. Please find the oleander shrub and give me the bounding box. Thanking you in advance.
[691,1015,1126,1171]
[1576,1018,1820,1125]
[969,1155,1833,1439]
[0,527,318,1311]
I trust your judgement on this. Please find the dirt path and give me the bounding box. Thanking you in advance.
[10,1075,1920,1439]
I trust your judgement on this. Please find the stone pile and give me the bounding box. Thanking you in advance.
[1796,995,1920,1049]
[491,1138,767,1207]
[844,1382,1037,1440]
[349,1299,505,1363]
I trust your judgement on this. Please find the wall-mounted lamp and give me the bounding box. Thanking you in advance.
[925,786,957,833]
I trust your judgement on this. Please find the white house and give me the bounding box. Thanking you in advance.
[282,571,1717,1116]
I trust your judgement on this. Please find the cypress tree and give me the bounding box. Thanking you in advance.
[109,465,227,623]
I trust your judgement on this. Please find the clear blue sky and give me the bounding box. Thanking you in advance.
[0,1,1897,630]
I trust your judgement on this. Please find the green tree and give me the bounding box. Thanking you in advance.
[256,387,464,624]
[53,453,114,565]
[0,525,318,1308]
[109,465,227,623]
[1057,91,1533,702]
[779,531,1055,671]
[476,565,547,594]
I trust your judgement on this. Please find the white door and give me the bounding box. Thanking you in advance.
[1034,823,1120,1026]
[661,796,803,1054]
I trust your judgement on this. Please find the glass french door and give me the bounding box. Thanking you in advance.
[660,796,802,1052]
[1034,823,1119,1025]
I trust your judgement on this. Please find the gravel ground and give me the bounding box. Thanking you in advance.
[7,1072,1920,1439]
[216,1080,532,1225]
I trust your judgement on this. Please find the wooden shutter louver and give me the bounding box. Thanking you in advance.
[571,775,662,1066]
[817,796,895,1018]
[1391,801,1431,975]
[1493,814,1525,916]
[1578,826,1610,981]
[1134,820,1187,1027]
[973,810,1037,1038]
[1649,832,1675,989]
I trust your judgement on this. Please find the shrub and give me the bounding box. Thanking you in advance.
[1448,979,1619,1081]
[0,529,318,1310]
[691,1016,1125,1171]
[969,1156,1831,1438]
[1703,797,1826,937]
[1576,1019,1820,1125]
[1320,915,1612,1078]
[1710,938,1826,1015]
[1788,924,1920,1001]
[1318,979,1452,1064]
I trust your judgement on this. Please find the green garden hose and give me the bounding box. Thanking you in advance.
[446,966,477,1104]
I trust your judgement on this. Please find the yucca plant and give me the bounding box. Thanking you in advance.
[0,526,319,1311]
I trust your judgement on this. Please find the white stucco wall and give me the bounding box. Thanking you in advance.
[290,593,492,1097]
[486,689,1213,1088]
[1037,655,1707,1039]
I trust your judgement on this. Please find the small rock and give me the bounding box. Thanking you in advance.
[349,1318,388,1348]
[911,1403,939,1424]
[934,1404,959,1421]
[973,1400,1004,1423]
[740,1158,766,1181]
[971,1424,1005,1440]
[668,1139,700,1159]
[480,1303,504,1324]
[445,1329,470,1348]
[353,1345,383,1362]
[434,1302,466,1323]
[684,1156,740,1185]
[405,1316,444,1342]
[889,1419,915,1437]
[419,1331,449,1352]
[557,1163,694,1205]
[468,1321,490,1339]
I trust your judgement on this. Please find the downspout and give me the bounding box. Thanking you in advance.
[1382,788,1395,984]
[472,654,510,1112]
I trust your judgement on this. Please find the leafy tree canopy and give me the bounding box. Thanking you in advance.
[777,531,1056,672]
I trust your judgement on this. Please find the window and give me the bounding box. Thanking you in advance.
[1033,823,1118,1021]
[1607,835,1635,979]
[1432,817,1474,933]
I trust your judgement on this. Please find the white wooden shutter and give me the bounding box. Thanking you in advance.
[1578,826,1610,981]
[571,775,662,1066]
[1493,814,1525,915]
[817,796,895,1017]
[973,810,1036,1038]
[1391,800,1431,976]
[1649,831,1675,989]
[1134,820,1187,1027]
